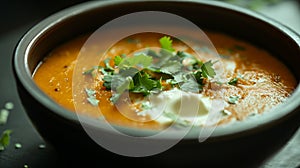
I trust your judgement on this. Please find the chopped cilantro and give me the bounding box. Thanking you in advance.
[159,60,182,75]
[179,74,201,93]
[0,129,12,151]
[110,94,121,104]
[228,95,240,104]
[83,66,101,76]
[85,88,99,106]
[201,60,216,78]
[159,36,175,52]
[141,101,152,110]
[176,51,194,59]
[114,55,123,66]
[84,36,217,104]
[193,70,204,85]
[131,71,162,96]
[118,54,153,70]
[104,58,114,71]
[103,75,113,89]
[228,77,238,85]
[116,76,134,94]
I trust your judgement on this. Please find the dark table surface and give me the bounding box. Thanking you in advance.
[0,1,300,168]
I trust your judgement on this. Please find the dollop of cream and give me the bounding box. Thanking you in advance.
[137,88,213,126]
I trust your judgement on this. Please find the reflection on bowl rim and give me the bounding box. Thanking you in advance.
[14,0,300,140]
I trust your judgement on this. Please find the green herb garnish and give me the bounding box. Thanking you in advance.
[0,129,12,151]
[228,77,239,85]
[201,60,217,78]
[131,71,162,95]
[85,36,217,104]
[228,95,240,104]
[114,56,123,66]
[159,36,175,53]
[85,88,99,106]
[141,101,152,110]
[118,54,153,70]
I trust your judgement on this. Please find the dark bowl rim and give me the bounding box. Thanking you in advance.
[13,0,300,140]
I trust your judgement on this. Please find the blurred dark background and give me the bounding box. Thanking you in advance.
[0,0,299,36]
[0,0,88,36]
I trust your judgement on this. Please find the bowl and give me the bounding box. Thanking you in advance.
[13,0,300,167]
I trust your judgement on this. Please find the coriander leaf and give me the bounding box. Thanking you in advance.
[131,72,162,95]
[116,76,134,94]
[176,51,194,59]
[147,49,161,58]
[193,70,204,85]
[160,61,183,75]
[141,101,152,110]
[108,76,134,103]
[201,60,216,78]
[134,48,161,58]
[83,66,102,76]
[0,129,12,151]
[228,95,240,104]
[173,72,187,84]
[87,97,99,106]
[228,77,238,85]
[100,67,114,76]
[103,75,113,89]
[85,88,99,106]
[177,51,203,69]
[179,74,201,93]
[114,56,123,66]
[159,36,175,52]
[83,68,95,76]
[110,93,121,104]
[109,74,125,90]
[150,52,173,69]
[119,67,139,77]
[85,88,96,97]
[118,54,153,69]
[104,58,114,71]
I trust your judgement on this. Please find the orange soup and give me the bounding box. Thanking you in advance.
[33,31,296,129]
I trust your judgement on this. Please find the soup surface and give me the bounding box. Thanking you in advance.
[33,31,296,129]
